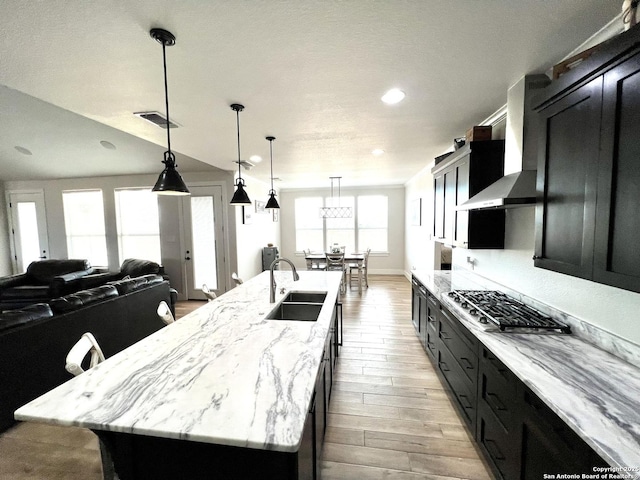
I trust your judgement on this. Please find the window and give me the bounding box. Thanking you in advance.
[115,188,161,264]
[357,195,388,252]
[325,196,354,252]
[62,190,108,266]
[294,194,389,253]
[295,197,324,251]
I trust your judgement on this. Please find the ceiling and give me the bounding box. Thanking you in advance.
[0,1,621,189]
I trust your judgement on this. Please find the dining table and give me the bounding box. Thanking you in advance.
[304,252,366,294]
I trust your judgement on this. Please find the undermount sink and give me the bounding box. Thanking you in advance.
[266,291,328,321]
[266,302,323,321]
[281,291,327,303]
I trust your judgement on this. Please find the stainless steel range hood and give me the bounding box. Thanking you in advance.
[458,74,550,211]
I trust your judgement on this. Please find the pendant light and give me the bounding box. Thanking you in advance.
[150,28,189,195]
[230,103,252,205]
[320,176,352,218]
[265,136,280,209]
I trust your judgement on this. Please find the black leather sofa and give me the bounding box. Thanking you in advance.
[0,259,94,312]
[79,258,167,290]
[0,274,172,433]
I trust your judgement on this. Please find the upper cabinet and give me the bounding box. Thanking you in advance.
[534,25,640,294]
[432,141,505,249]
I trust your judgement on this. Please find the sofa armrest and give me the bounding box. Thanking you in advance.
[78,272,121,290]
[0,274,28,290]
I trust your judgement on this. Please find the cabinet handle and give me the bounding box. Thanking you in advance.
[532,255,539,260]
[460,357,474,370]
[439,361,450,372]
[440,333,451,340]
[459,394,473,409]
[485,439,506,461]
[487,393,507,411]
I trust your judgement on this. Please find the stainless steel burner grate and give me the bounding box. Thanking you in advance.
[448,290,571,333]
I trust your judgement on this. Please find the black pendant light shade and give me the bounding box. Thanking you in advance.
[265,136,280,209]
[152,151,190,195]
[230,103,252,206]
[150,28,190,195]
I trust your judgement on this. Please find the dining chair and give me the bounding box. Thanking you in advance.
[304,249,326,270]
[202,284,217,302]
[65,333,116,480]
[349,248,371,289]
[325,252,346,294]
[157,300,175,325]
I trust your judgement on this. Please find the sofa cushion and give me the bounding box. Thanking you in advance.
[120,259,161,278]
[0,284,51,300]
[0,303,54,332]
[49,285,118,314]
[108,277,149,295]
[27,259,92,283]
[141,274,164,286]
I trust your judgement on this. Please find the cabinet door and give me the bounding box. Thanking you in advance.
[434,174,445,240]
[411,279,421,333]
[594,52,640,293]
[443,168,457,244]
[455,159,470,247]
[534,77,603,279]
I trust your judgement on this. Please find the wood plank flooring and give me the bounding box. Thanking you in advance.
[0,276,494,479]
[321,275,494,480]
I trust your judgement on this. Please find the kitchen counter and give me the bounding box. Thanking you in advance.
[412,269,640,477]
[15,270,343,453]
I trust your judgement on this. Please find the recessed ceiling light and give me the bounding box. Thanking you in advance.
[381,88,405,104]
[249,155,263,163]
[372,149,385,156]
[14,146,32,155]
[100,140,116,150]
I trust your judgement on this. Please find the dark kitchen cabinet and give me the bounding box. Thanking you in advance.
[477,347,521,480]
[437,304,479,432]
[410,276,439,364]
[432,141,506,249]
[534,25,640,293]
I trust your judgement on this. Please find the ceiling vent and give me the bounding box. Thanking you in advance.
[134,111,179,129]
[234,160,255,171]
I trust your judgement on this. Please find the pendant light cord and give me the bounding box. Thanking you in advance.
[161,40,173,163]
[269,139,274,191]
[236,109,241,180]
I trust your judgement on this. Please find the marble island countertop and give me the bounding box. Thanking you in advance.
[412,269,640,477]
[15,270,343,453]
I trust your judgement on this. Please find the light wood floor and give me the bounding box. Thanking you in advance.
[0,275,494,479]
[320,275,492,480]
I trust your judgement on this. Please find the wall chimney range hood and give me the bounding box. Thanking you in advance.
[458,75,550,211]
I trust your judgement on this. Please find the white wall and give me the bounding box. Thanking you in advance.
[404,165,438,273]
[233,173,282,282]
[279,185,405,273]
[0,183,11,276]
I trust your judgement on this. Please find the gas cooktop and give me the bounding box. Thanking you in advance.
[448,290,571,334]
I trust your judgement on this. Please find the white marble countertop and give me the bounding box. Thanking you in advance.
[15,270,343,453]
[412,269,640,477]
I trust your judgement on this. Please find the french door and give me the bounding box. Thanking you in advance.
[7,190,50,273]
[181,185,226,299]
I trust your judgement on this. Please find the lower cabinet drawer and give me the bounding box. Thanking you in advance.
[438,344,477,431]
[426,324,437,362]
[478,405,519,480]
[480,348,517,431]
[439,308,478,384]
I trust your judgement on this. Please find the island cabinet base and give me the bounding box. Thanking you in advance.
[96,430,314,480]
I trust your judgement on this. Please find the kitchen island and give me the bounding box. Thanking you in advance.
[15,270,343,480]
[412,269,640,479]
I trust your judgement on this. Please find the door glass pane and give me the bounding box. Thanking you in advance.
[16,202,40,271]
[62,190,108,266]
[115,189,161,264]
[191,196,217,290]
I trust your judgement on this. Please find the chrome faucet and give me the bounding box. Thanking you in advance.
[270,258,299,303]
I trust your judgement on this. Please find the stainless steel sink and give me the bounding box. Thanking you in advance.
[266,302,323,321]
[281,291,327,303]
